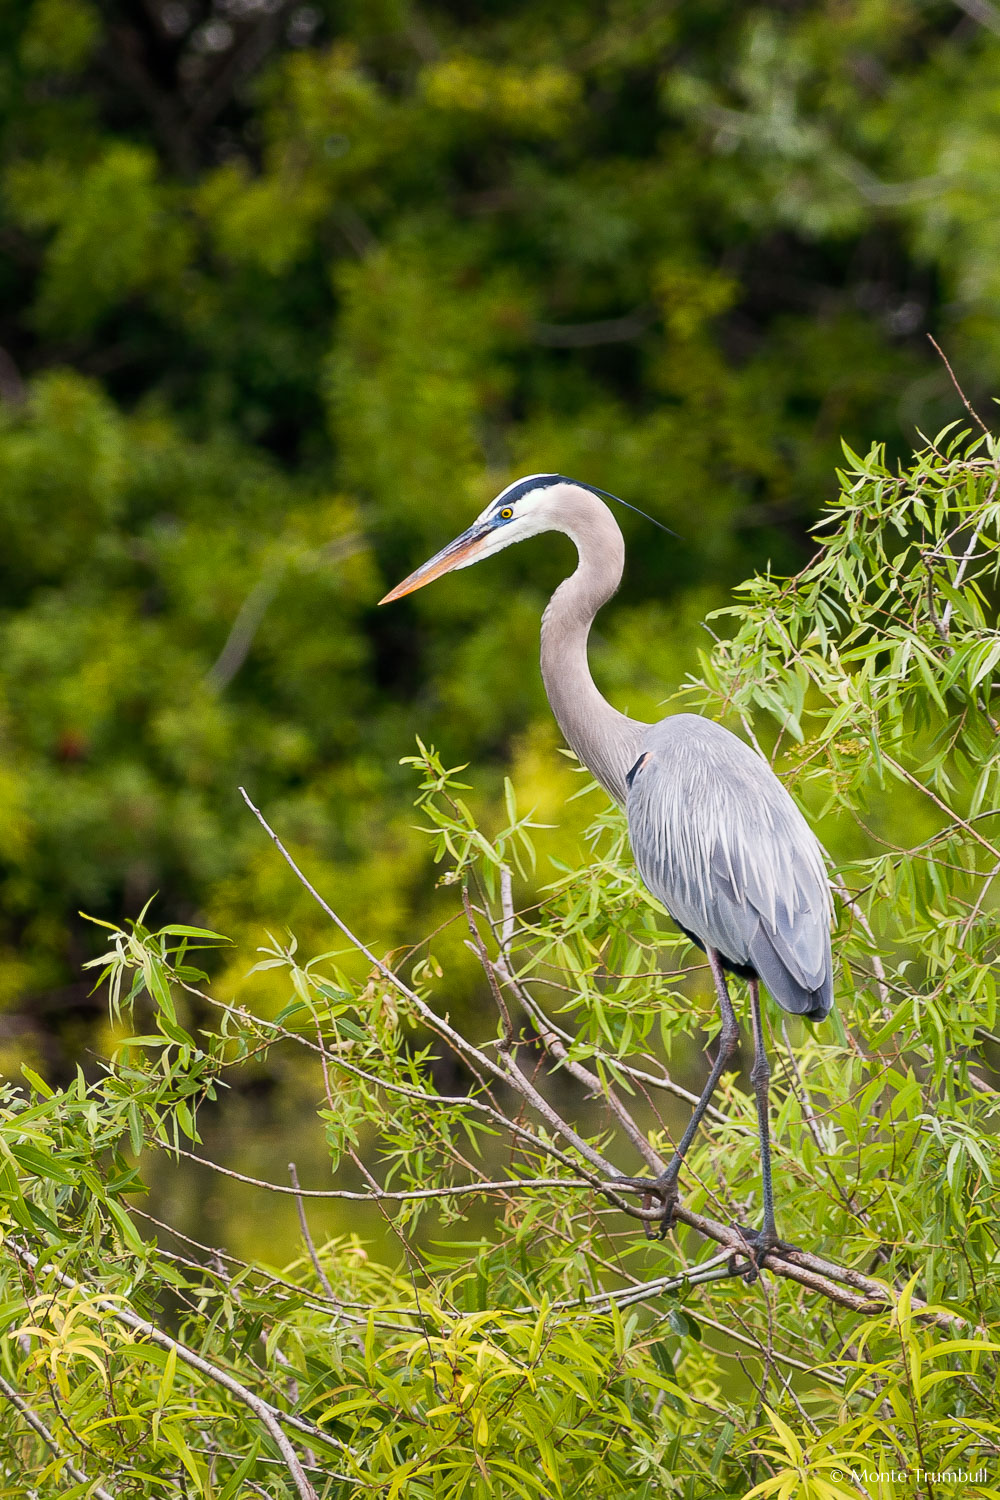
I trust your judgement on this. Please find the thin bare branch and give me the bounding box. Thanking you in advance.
[172,1148,585,1201]
[7,1241,339,1499]
[0,1373,117,1500]
[927,335,991,437]
[288,1161,335,1298]
[882,755,1000,862]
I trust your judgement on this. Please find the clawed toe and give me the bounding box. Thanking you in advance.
[613,1175,680,1241]
[729,1225,800,1282]
[649,1187,679,1241]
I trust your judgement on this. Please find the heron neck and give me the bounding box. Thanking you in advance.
[539,507,646,805]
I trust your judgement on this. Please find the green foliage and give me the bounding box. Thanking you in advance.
[2,1,1000,1492]
[0,432,999,1495]
[3,0,1000,1021]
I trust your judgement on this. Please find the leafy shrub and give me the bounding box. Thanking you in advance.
[1,426,999,1496]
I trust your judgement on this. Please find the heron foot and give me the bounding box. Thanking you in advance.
[730,1224,800,1283]
[612,1174,680,1241]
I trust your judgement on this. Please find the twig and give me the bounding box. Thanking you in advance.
[496,951,730,1119]
[238,792,978,1324]
[529,1016,667,1174]
[834,873,890,1016]
[288,1162,334,1298]
[525,1250,735,1312]
[463,889,666,1172]
[502,1047,620,1178]
[943,486,999,641]
[237,787,642,1213]
[778,1020,826,1159]
[170,1153,584,1202]
[7,1242,338,1499]
[346,1146,444,1396]
[499,866,516,955]
[463,888,514,1050]
[882,755,1000,862]
[959,858,1000,946]
[491,867,728,1125]
[0,1373,117,1500]
[928,336,990,437]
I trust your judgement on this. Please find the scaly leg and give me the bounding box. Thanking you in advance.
[735,979,798,1280]
[618,948,740,1239]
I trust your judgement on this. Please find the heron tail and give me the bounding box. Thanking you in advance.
[748,927,834,1022]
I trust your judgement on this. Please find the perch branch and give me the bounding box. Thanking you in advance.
[239,793,976,1327]
[463,889,666,1173]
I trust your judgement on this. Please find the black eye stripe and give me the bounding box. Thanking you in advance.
[489,473,679,538]
[493,473,562,511]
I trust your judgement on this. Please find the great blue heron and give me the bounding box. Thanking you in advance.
[381,474,833,1272]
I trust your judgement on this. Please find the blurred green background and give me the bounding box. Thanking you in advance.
[2,0,999,1256]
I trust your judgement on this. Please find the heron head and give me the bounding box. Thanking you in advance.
[378,474,598,604]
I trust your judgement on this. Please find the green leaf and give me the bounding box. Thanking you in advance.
[104,1195,145,1253]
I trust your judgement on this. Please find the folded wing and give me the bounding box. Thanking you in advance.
[626,716,833,1020]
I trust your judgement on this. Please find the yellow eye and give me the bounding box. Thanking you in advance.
[500,507,513,519]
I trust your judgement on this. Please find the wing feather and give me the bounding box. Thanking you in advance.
[626,716,833,1018]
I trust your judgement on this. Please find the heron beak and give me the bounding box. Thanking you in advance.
[378,523,491,604]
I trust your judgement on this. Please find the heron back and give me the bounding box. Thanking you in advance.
[626,715,833,1021]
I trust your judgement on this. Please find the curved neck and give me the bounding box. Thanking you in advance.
[539,496,646,805]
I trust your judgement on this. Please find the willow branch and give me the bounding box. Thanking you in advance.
[463,889,665,1173]
[882,756,1000,862]
[174,1149,585,1201]
[238,793,978,1324]
[238,788,642,1213]
[927,334,991,438]
[0,1372,117,1500]
[7,1241,344,1499]
[490,867,729,1126]
[288,1161,334,1298]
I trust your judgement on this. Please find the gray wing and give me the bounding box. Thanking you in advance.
[626,715,833,1020]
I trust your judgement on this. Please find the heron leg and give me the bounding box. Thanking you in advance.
[635,948,741,1240]
[734,978,799,1281]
